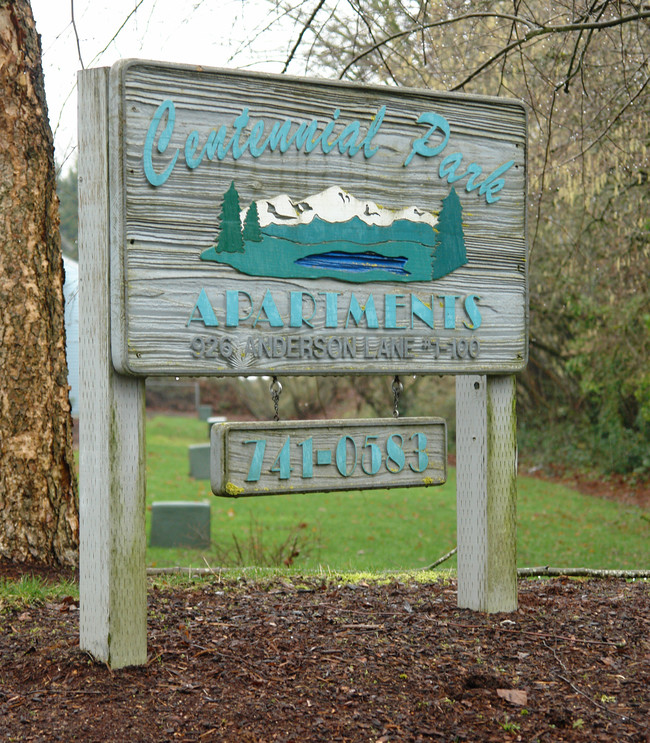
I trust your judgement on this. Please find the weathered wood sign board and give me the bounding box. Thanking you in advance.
[210,418,446,497]
[108,60,527,376]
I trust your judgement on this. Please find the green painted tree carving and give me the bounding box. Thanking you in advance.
[215,181,244,253]
[432,187,466,280]
[242,200,262,243]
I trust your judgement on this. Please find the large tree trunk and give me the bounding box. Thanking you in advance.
[0,0,78,566]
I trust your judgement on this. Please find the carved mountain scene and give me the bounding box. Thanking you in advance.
[200,184,466,283]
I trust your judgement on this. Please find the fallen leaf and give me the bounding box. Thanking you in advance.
[497,688,528,706]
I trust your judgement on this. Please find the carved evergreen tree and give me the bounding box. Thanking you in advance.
[0,0,78,565]
[432,187,466,280]
[215,181,244,253]
[242,200,262,243]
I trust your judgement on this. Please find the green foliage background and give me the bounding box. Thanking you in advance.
[272,0,650,476]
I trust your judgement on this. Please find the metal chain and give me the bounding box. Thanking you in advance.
[270,376,282,421]
[392,375,403,419]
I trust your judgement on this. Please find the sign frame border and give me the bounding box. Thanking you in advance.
[107,59,529,378]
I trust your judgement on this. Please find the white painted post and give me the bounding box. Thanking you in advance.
[456,375,518,612]
[78,68,147,667]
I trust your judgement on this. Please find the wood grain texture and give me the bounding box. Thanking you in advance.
[78,68,147,668]
[456,375,517,613]
[109,60,527,377]
[211,418,446,497]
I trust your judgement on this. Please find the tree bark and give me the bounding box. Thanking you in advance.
[0,0,78,566]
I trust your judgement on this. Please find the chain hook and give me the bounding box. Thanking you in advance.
[392,375,403,419]
[270,376,282,421]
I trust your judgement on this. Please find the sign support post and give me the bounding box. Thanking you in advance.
[78,68,147,667]
[76,60,527,665]
[456,374,518,612]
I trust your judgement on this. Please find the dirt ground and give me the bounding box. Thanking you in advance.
[2,471,649,742]
[1,568,648,743]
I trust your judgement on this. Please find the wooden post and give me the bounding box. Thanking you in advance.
[78,68,147,667]
[456,375,518,612]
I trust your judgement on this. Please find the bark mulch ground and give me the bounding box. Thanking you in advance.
[1,569,648,742]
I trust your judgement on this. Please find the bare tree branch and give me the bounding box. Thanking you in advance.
[282,0,328,73]
[339,11,538,79]
[560,72,649,165]
[560,0,608,93]
[453,9,650,90]
[87,0,146,68]
[347,0,399,84]
[334,7,650,85]
[70,0,84,70]
[530,86,558,257]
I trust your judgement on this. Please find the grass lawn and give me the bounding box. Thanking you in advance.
[145,414,649,572]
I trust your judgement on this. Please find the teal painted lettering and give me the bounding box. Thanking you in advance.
[361,105,386,158]
[290,291,316,328]
[335,120,362,156]
[346,294,379,328]
[464,162,484,191]
[335,436,357,477]
[226,290,253,327]
[411,295,434,329]
[409,432,428,473]
[247,120,267,157]
[144,99,179,187]
[361,435,381,475]
[253,289,284,327]
[439,153,465,183]
[478,160,515,203]
[204,127,228,160]
[317,448,331,465]
[270,436,293,479]
[441,294,460,329]
[319,292,340,328]
[386,434,405,473]
[184,131,202,169]
[262,119,293,152]
[244,439,266,482]
[404,112,450,167]
[187,288,218,327]
[230,108,251,160]
[463,294,482,330]
[319,109,341,154]
[385,294,407,329]
[298,437,313,478]
[439,154,486,192]
[296,120,321,152]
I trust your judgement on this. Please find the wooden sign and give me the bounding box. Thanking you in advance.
[210,418,446,497]
[109,60,527,376]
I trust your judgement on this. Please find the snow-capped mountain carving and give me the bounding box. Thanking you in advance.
[242,186,438,229]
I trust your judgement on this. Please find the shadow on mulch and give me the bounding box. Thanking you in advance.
[0,558,77,584]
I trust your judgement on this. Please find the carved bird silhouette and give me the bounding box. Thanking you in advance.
[265,202,295,220]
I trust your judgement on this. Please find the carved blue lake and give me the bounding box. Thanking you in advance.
[200,215,465,283]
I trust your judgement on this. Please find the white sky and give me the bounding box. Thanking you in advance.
[31,0,299,171]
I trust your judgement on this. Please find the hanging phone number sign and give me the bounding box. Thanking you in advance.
[210,418,446,497]
[109,60,527,376]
